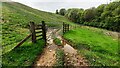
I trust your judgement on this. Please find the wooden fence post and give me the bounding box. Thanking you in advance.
[68,24,69,31]
[63,22,65,34]
[64,24,66,33]
[29,22,36,43]
[42,21,47,45]
[63,23,70,34]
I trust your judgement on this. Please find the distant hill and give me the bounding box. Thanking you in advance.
[2,2,72,27]
[2,2,72,54]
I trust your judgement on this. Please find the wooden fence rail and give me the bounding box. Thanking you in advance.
[15,34,32,48]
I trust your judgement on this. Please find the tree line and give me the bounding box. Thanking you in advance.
[56,1,120,32]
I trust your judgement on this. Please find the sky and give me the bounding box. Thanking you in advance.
[9,0,113,13]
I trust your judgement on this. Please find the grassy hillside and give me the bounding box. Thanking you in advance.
[2,2,72,54]
[63,26,119,66]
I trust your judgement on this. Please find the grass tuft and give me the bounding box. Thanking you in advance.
[53,38,62,46]
[55,49,64,67]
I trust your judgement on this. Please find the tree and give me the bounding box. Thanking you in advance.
[96,4,106,22]
[114,0,120,2]
[65,9,72,17]
[113,6,120,15]
[65,8,84,23]
[83,7,96,22]
[59,1,120,32]
[56,9,59,14]
[59,8,66,16]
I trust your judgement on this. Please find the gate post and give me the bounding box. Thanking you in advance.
[68,24,69,31]
[29,22,36,43]
[42,21,47,45]
[63,22,65,34]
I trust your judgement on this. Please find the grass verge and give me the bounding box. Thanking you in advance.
[2,40,45,67]
[63,27,119,66]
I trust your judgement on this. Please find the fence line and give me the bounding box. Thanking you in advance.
[63,22,69,34]
[63,22,81,34]
[15,34,32,48]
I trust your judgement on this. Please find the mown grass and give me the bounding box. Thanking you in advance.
[63,27,119,66]
[2,40,45,67]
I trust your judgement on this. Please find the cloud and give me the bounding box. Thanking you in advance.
[10,0,111,12]
[0,0,12,2]
[11,0,110,2]
[28,1,107,12]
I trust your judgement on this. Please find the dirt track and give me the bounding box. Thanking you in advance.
[34,28,89,67]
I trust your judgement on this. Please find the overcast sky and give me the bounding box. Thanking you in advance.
[10,0,113,13]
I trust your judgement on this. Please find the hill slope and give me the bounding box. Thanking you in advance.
[2,2,72,54]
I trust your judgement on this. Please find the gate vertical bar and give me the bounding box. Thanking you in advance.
[68,24,69,31]
[29,22,36,43]
[42,21,47,45]
[63,22,65,34]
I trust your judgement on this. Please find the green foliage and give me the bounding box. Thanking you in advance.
[2,40,45,66]
[63,27,118,66]
[56,9,59,14]
[113,6,120,15]
[60,1,120,32]
[83,7,96,22]
[65,8,84,23]
[96,4,106,17]
[114,0,120,2]
[55,49,64,66]
[54,38,62,46]
[59,8,66,16]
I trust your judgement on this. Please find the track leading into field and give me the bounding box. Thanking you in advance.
[34,28,58,67]
[34,28,89,67]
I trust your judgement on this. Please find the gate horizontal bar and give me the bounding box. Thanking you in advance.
[36,34,43,37]
[35,31,42,33]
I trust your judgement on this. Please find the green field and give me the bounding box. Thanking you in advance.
[2,2,72,66]
[63,26,119,66]
[2,2,72,54]
[2,1,119,67]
